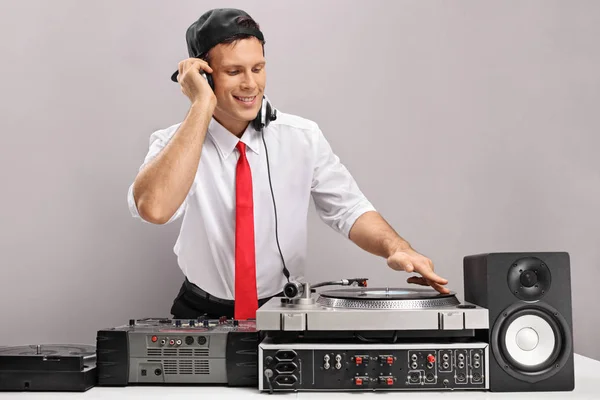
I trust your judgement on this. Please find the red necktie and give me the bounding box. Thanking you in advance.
[234,141,258,320]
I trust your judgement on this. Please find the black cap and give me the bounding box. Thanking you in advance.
[171,8,264,82]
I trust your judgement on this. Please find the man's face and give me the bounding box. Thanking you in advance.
[209,37,266,133]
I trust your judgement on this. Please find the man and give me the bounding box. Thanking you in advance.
[127,8,449,320]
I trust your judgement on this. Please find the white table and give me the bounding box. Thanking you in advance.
[0,354,597,399]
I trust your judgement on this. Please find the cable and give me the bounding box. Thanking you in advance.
[354,333,378,343]
[264,368,274,394]
[261,129,290,282]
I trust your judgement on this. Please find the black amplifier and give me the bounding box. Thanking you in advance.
[96,317,259,386]
[259,339,489,392]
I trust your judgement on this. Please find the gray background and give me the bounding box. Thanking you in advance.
[1,0,598,361]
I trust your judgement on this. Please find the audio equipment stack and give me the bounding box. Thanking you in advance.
[254,252,574,393]
[0,252,575,394]
[257,280,490,392]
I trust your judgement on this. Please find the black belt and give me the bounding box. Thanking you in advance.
[183,278,282,307]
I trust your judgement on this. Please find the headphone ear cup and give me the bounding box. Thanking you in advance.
[251,96,275,131]
[207,74,214,91]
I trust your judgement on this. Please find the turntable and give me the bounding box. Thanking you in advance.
[257,279,488,334]
[256,279,490,392]
[0,344,96,392]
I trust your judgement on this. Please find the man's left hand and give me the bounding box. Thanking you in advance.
[386,248,450,294]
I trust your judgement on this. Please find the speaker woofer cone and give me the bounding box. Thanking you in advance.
[500,309,561,371]
[491,302,572,383]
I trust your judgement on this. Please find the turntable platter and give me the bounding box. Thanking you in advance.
[317,287,460,309]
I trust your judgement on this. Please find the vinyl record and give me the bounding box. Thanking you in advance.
[316,288,460,309]
[319,287,456,300]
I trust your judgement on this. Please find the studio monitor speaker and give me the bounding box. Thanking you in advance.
[464,252,574,392]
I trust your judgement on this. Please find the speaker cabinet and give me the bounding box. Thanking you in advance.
[464,252,574,392]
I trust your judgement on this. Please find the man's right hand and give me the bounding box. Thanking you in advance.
[177,58,217,108]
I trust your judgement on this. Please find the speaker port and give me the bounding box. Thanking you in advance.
[473,353,480,361]
[352,355,369,365]
[411,354,418,361]
[474,361,480,369]
[323,354,330,362]
[275,350,296,362]
[442,354,449,361]
[275,362,297,374]
[335,362,342,370]
[458,353,465,361]
[324,362,330,370]
[354,377,368,386]
[379,376,395,385]
[411,362,418,370]
[458,362,465,369]
[442,362,449,369]
[427,362,433,369]
[335,354,342,362]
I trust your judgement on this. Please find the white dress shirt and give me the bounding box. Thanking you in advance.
[127,110,376,299]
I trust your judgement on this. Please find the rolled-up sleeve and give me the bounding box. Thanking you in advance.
[310,127,376,238]
[127,123,190,225]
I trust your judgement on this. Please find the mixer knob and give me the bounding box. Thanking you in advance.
[189,320,195,327]
[129,319,135,327]
[203,320,209,327]
[233,320,239,327]
[175,320,182,327]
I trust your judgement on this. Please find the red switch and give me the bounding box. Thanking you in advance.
[355,378,363,386]
[427,354,436,363]
[355,357,363,365]
[386,377,394,385]
[151,335,158,343]
[387,356,394,364]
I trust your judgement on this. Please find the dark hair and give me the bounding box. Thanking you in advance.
[200,16,265,63]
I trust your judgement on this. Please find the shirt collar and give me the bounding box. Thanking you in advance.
[208,118,261,159]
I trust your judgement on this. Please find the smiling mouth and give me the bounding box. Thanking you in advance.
[233,95,257,103]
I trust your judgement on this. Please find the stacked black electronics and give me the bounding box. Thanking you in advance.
[0,252,575,393]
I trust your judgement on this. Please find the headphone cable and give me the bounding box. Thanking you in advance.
[261,128,290,283]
